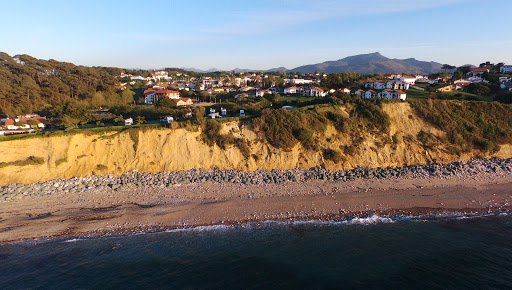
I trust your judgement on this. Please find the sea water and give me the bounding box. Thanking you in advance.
[1,215,512,289]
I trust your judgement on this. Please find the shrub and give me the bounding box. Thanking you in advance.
[95,164,108,170]
[323,148,343,163]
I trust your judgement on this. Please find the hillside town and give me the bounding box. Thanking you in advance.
[1,59,512,136]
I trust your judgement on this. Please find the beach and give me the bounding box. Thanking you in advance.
[1,164,512,243]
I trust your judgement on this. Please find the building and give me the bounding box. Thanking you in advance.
[364,90,378,99]
[144,89,180,105]
[393,90,407,101]
[176,98,194,107]
[386,80,410,90]
[124,118,133,126]
[354,89,365,97]
[500,65,512,73]
[284,86,300,94]
[379,89,395,99]
[256,89,272,97]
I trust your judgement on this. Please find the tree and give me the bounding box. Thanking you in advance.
[157,97,177,108]
[121,89,135,104]
[194,106,205,121]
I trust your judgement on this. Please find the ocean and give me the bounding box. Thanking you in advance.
[1,214,512,289]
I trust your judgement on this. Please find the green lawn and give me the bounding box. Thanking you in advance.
[406,88,432,100]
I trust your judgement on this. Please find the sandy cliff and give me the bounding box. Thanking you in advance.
[1,103,511,186]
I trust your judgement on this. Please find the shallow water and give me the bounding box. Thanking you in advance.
[1,215,512,289]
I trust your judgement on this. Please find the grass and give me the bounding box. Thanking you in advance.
[0,156,45,168]
[406,88,432,100]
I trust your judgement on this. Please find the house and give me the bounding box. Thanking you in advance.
[160,116,174,124]
[354,89,365,97]
[239,110,245,117]
[500,65,512,73]
[309,87,327,97]
[469,67,489,76]
[212,87,232,93]
[292,79,313,85]
[400,75,417,84]
[340,88,351,94]
[284,86,299,94]
[386,80,410,90]
[124,118,133,126]
[144,89,180,105]
[208,108,220,119]
[221,107,227,116]
[379,89,395,99]
[365,81,386,90]
[393,90,407,101]
[176,98,194,107]
[435,84,461,92]
[364,90,378,99]
[256,89,272,97]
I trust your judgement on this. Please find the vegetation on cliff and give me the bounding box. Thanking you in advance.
[410,100,512,153]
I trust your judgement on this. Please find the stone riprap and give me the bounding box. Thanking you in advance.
[1,158,511,201]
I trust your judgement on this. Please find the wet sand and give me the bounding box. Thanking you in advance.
[1,172,512,243]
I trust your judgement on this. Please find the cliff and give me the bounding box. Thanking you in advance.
[1,103,512,186]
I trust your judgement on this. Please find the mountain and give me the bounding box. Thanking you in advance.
[290,52,443,74]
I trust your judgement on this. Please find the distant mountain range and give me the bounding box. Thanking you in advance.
[289,52,443,74]
[182,52,443,74]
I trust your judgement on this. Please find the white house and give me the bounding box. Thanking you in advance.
[160,116,174,124]
[144,89,180,105]
[500,65,512,73]
[379,89,395,99]
[124,118,133,126]
[393,90,407,101]
[256,89,272,97]
[176,98,194,107]
[386,80,409,90]
[309,87,327,97]
[364,90,378,99]
[284,86,299,94]
[239,109,245,117]
[400,75,417,84]
[292,79,314,85]
[221,107,227,116]
[340,88,351,94]
[365,81,386,89]
[354,89,365,97]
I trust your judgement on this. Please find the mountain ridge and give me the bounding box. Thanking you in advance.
[290,52,443,74]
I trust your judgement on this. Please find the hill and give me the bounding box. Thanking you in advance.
[291,52,442,74]
[0,52,128,117]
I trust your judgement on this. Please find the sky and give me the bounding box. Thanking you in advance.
[1,0,511,70]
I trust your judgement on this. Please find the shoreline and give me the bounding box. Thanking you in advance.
[2,164,512,244]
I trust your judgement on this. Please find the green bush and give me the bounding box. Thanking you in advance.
[323,148,343,163]
[410,100,512,152]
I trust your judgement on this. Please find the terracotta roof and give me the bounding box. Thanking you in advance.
[395,90,406,94]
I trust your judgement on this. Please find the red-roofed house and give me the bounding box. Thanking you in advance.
[364,90,378,99]
[393,90,407,101]
[379,89,395,99]
[176,98,194,107]
[144,89,180,105]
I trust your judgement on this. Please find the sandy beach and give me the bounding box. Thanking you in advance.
[1,169,512,244]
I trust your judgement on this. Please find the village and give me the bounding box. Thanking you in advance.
[1,63,512,136]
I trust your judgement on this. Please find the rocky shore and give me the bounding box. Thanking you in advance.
[2,158,512,201]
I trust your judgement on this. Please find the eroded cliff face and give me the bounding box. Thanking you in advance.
[1,103,511,186]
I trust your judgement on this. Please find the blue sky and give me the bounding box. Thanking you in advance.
[1,0,511,70]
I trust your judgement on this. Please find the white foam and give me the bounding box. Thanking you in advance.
[165,224,232,233]
[342,215,394,225]
[62,238,85,243]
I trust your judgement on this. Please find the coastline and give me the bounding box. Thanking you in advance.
[1,163,512,243]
